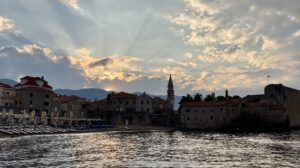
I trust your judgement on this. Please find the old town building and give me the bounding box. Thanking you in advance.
[15,76,54,116]
[0,83,16,109]
[180,99,241,130]
[59,95,88,118]
[264,84,300,128]
[136,92,153,113]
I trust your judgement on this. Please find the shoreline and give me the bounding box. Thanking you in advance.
[0,126,174,138]
[1,126,299,139]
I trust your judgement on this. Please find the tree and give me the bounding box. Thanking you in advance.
[216,96,226,101]
[204,94,214,101]
[194,93,202,101]
[186,94,193,101]
[179,94,194,104]
[233,95,241,99]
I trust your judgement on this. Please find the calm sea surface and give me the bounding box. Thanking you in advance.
[0,130,300,167]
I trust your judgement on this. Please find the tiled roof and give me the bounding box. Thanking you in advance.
[111,92,136,99]
[60,95,85,103]
[0,83,12,88]
[15,76,52,89]
[246,102,284,110]
[90,99,108,106]
[181,99,241,108]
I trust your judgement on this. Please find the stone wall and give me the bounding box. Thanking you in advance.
[240,106,289,130]
[180,106,240,130]
[265,84,300,128]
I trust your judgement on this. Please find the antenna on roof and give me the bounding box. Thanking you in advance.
[267,75,271,85]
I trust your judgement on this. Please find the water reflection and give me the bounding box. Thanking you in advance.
[0,131,300,167]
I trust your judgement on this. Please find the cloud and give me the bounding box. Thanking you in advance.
[69,48,143,82]
[60,0,81,11]
[0,16,14,32]
[0,44,86,89]
[168,0,300,92]
[16,44,64,63]
[89,58,113,67]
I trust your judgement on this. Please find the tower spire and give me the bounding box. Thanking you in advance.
[167,74,174,110]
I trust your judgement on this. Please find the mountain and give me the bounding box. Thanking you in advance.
[54,88,110,101]
[0,78,18,86]
[55,89,181,110]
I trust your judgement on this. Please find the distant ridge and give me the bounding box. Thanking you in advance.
[0,79,18,87]
[54,88,109,101]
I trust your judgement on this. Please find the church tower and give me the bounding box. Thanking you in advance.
[167,74,175,110]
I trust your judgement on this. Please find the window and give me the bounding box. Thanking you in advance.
[45,94,49,98]
[141,101,144,105]
[187,117,190,120]
[147,101,149,105]
[30,101,32,105]
[186,109,190,112]
[211,109,214,112]
[210,116,213,120]
[202,110,205,112]
[220,108,223,111]
[126,101,129,105]
[44,102,49,106]
[146,108,149,112]
[30,93,33,97]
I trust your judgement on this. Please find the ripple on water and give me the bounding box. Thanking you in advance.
[0,131,300,167]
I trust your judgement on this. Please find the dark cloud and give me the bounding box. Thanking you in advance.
[89,58,113,67]
[0,45,86,89]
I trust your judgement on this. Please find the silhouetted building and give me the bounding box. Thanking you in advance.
[167,74,175,110]
[15,76,54,116]
[180,99,241,130]
[265,84,300,128]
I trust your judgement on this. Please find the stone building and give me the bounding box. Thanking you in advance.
[0,83,16,109]
[108,92,137,113]
[87,99,113,120]
[180,99,241,130]
[153,97,170,114]
[15,76,54,116]
[264,84,300,128]
[59,95,87,118]
[240,102,289,130]
[136,92,153,113]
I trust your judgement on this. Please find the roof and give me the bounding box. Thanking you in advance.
[138,92,153,99]
[0,83,12,89]
[245,102,284,110]
[110,92,136,99]
[153,97,166,102]
[15,76,52,89]
[243,94,265,103]
[60,95,86,103]
[90,99,108,106]
[168,74,173,88]
[181,99,241,108]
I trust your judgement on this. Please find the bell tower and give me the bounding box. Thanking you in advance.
[167,74,175,110]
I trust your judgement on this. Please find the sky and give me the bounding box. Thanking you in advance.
[0,0,300,96]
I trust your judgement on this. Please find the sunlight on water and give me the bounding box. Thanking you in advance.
[0,131,300,167]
